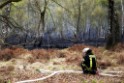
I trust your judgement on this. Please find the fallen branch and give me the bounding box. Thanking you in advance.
[15,70,122,83]
[0,0,22,9]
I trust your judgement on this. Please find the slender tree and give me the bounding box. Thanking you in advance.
[76,0,81,42]
[121,0,124,39]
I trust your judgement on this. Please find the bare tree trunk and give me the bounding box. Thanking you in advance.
[1,4,11,41]
[106,0,120,49]
[121,0,124,40]
[76,0,81,42]
[33,0,47,48]
[35,0,47,36]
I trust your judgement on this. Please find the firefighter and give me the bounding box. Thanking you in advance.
[81,48,97,74]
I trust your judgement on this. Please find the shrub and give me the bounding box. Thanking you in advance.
[117,54,124,65]
[31,49,50,60]
[0,48,14,61]
[0,79,6,83]
[98,59,112,69]
[57,52,66,58]
[0,46,29,61]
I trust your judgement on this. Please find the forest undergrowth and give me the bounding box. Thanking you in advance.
[0,44,124,83]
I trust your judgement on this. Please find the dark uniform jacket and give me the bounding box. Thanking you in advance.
[81,50,97,74]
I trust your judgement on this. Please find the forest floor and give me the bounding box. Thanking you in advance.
[0,44,124,83]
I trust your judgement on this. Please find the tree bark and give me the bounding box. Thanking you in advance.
[106,0,120,49]
[35,0,47,36]
[76,0,81,42]
[121,0,124,40]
